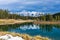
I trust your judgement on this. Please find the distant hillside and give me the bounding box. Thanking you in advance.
[53,12,60,16]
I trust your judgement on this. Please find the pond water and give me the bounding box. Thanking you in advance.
[0,22,60,40]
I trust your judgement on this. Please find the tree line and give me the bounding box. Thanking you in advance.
[0,9,60,21]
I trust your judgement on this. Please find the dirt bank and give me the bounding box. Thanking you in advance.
[34,21,60,24]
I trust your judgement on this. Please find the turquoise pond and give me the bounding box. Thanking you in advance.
[0,22,60,40]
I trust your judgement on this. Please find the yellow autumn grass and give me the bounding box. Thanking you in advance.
[0,31,51,40]
[0,19,34,25]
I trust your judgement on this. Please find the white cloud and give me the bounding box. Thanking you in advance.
[0,0,40,5]
[21,1,40,5]
[0,0,60,12]
[0,0,60,5]
[0,0,18,5]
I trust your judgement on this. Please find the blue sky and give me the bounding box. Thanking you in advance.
[0,0,60,13]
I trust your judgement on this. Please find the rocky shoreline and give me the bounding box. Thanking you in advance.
[0,32,51,40]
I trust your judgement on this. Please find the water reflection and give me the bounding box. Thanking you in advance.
[39,24,53,32]
[20,24,40,30]
[0,24,20,31]
[0,23,60,40]
[0,23,60,33]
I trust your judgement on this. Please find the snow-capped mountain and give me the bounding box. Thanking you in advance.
[10,10,45,17]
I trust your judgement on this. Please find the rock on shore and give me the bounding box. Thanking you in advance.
[0,32,51,40]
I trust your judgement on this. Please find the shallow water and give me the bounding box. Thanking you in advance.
[0,22,60,40]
